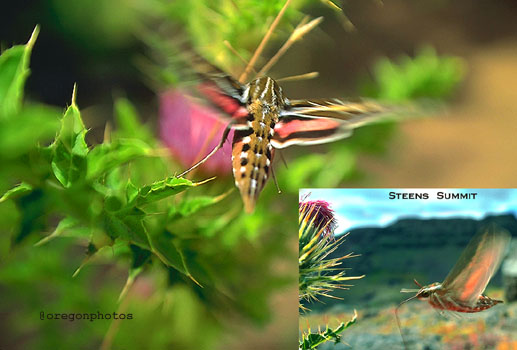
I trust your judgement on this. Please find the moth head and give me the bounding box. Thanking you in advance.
[416,289,431,299]
[248,76,285,107]
[416,282,441,300]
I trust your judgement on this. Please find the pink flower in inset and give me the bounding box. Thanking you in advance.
[159,90,233,175]
[299,200,337,239]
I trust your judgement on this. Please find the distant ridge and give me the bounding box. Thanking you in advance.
[320,214,517,309]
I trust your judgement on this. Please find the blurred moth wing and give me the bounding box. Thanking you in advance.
[441,224,511,306]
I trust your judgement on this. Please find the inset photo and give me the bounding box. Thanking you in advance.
[299,189,517,350]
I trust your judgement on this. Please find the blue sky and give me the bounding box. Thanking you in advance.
[300,189,517,235]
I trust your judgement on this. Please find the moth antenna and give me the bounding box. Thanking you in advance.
[400,288,419,293]
[395,294,419,350]
[276,71,319,83]
[239,0,292,83]
[257,16,323,77]
[413,279,423,288]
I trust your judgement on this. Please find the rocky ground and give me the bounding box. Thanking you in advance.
[304,295,517,350]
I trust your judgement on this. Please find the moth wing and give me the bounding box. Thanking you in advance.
[189,53,250,128]
[442,225,511,306]
[272,98,400,149]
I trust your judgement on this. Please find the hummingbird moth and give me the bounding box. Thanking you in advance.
[395,225,511,348]
[178,53,401,213]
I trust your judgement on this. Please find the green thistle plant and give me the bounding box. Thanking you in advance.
[299,199,364,309]
[299,199,363,349]
[299,311,357,350]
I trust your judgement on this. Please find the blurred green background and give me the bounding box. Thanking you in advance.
[1,0,517,349]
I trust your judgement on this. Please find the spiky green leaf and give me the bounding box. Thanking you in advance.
[0,26,39,117]
[0,182,32,204]
[50,86,88,187]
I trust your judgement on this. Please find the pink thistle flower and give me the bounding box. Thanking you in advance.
[159,90,233,175]
[299,200,337,239]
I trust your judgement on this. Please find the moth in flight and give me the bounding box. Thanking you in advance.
[396,225,511,348]
[176,6,409,213]
[178,53,402,213]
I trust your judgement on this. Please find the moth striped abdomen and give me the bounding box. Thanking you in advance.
[231,77,284,213]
